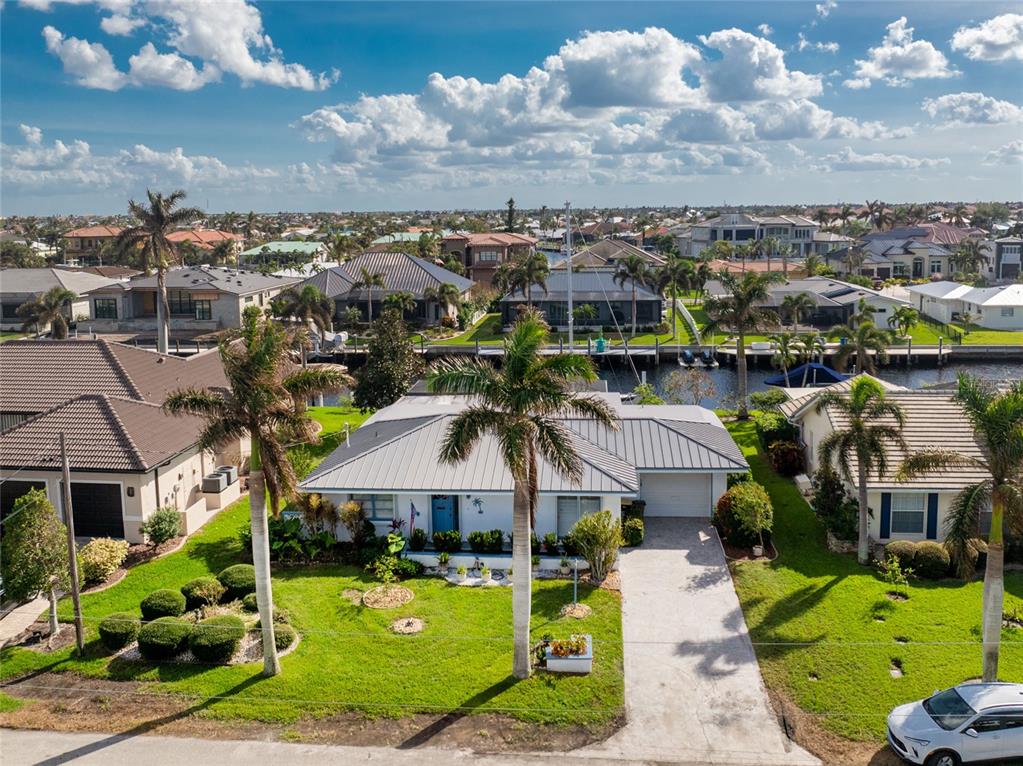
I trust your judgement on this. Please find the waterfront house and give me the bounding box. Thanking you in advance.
[61,225,123,265]
[907,281,1023,331]
[300,394,747,542]
[552,239,666,271]
[441,232,537,287]
[0,268,118,332]
[681,213,820,258]
[826,238,957,280]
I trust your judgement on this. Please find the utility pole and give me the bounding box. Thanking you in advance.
[565,201,573,351]
[59,433,85,655]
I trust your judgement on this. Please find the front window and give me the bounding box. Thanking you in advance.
[351,493,394,522]
[194,300,212,321]
[477,250,498,262]
[168,290,195,316]
[923,688,976,731]
[556,496,600,538]
[1002,307,1015,317]
[94,298,117,319]
[891,493,925,535]
[930,260,942,274]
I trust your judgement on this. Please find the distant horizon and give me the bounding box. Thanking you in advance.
[2,1,1021,215]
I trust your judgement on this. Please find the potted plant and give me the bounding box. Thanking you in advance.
[456,565,467,582]
[480,565,491,583]
[437,551,450,575]
[559,558,571,576]
[544,634,593,674]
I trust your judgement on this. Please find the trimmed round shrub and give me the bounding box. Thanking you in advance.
[188,615,246,663]
[217,564,256,600]
[915,541,951,579]
[180,577,226,611]
[139,506,182,546]
[140,588,186,621]
[884,540,919,570]
[137,616,191,660]
[78,537,129,586]
[242,592,259,612]
[623,517,644,547]
[98,612,140,651]
[274,623,297,652]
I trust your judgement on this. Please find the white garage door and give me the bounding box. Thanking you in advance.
[640,473,712,517]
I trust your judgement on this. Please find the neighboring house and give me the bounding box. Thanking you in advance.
[552,239,666,271]
[781,376,990,545]
[499,270,664,330]
[906,281,1023,330]
[166,229,245,255]
[988,237,1022,282]
[57,265,141,280]
[681,213,820,258]
[0,268,117,331]
[300,394,747,541]
[238,241,328,266]
[810,231,856,256]
[703,276,908,328]
[0,232,58,258]
[61,225,123,265]
[300,251,473,325]
[441,232,537,287]
[827,238,957,280]
[0,341,244,542]
[84,266,300,333]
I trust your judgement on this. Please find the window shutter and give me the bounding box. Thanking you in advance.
[926,493,939,540]
[880,492,892,539]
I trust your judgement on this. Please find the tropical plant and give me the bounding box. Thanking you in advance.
[816,376,908,564]
[351,266,386,322]
[802,253,827,277]
[887,306,919,338]
[427,309,619,678]
[615,254,653,336]
[897,375,1023,681]
[780,292,815,331]
[17,286,77,339]
[951,239,987,276]
[573,302,598,326]
[77,537,129,585]
[383,290,416,318]
[632,382,664,404]
[164,306,348,676]
[423,282,462,320]
[769,332,800,387]
[828,319,891,373]
[703,271,783,419]
[656,255,694,338]
[495,251,550,309]
[115,189,203,353]
[946,203,969,227]
[138,506,181,546]
[797,333,826,385]
[277,285,333,337]
[960,311,976,336]
[351,308,424,411]
[0,489,69,636]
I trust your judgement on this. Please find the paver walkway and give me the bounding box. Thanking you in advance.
[0,597,47,645]
[579,518,819,766]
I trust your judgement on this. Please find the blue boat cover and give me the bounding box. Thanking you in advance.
[764,362,848,387]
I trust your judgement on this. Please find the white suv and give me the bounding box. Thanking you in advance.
[887,683,1023,765]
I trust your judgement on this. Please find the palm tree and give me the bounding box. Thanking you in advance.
[427,311,618,678]
[849,298,878,329]
[17,286,77,339]
[115,189,203,354]
[860,200,889,231]
[781,292,815,331]
[693,259,714,305]
[813,209,833,229]
[797,333,826,385]
[352,267,386,322]
[952,239,987,276]
[803,253,827,277]
[384,290,416,319]
[656,255,694,339]
[887,306,919,339]
[277,284,333,338]
[703,271,782,419]
[614,255,652,336]
[960,311,976,336]
[164,307,349,676]
[423,282,462,321]
[816,377,908,564]
[759,236,779,273]
[244,211,259,243]
[829,320,891,373]
[514,251,551,309]
[778,243,793,277]
[770,332,799,387]
[837,204,855,228]
[897,375,1023,682]
[843,247,867,277]
[947,204,969,227]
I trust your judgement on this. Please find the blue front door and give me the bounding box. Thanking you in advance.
[431,495,457,533]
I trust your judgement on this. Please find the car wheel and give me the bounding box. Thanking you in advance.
[925,751,960,766]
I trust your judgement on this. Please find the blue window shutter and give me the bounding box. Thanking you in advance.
[926,493,939,540]
[880,493,892,539]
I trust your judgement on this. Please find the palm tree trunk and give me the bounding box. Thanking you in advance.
[48,583,59,636]
[249,441,281,677]
[156,267,170,355]
[631,287,637,337]
[737,332,749,419]
[856,462,870,565]
[511,476,532,679]
[981,495,1005,682]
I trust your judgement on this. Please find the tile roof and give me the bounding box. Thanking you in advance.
[778,373,906,420]
[167,230,244,249]
[63,225,122,238]
[0,340,228,415]
[444,232,537,247]
[0,268,118,296]
[0,394,203,472]
[301,252,473,299]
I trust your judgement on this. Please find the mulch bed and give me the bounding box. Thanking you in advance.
[559,603,593,619]
[390,617,424,634]
[362,585,414,609]
[12,622,78,653]
[721,539,778,562]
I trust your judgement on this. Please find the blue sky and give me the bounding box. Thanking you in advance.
[1,1,1021,214]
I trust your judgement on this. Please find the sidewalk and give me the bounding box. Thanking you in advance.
[0,597,47,645]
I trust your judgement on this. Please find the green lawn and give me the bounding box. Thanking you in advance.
[725,418,1023,741]
[0,407,622,727]
[0,332,26,343]
[425,313,504,345]
[955,324,1023,345]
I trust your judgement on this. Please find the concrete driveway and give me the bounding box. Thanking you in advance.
[581,518,819,766]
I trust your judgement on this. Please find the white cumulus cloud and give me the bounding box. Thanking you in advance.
[922,92,1023,125]
[846,17,958,88]
[951,14,1023,62]
[816,0,838,19]
[698,28,823,101]
[100,13,143,36]
[815,146,950,171]
[798,33,839,53]
[19,124,43,145]
[985,140,1023,165]
[757,24,773,36]
[128,42,219,90]
[42,25,127,90]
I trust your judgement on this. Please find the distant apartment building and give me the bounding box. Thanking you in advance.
[61,225,123,265]
[441,232,537,287]
[679,213,820,258]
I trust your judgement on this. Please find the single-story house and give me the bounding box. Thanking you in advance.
[703,276,908,328]
[499,270,664,330]
[0,268,118,331]
[441,232,537,287]
[239,241,328,267]
[781,375,990,544]
[300,251,473,325]
[300,394,747,542]
[83,266,300,333]
[907,281,1023,330]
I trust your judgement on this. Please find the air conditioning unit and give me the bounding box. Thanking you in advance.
[202,472,228,493]
[217,465,238,485]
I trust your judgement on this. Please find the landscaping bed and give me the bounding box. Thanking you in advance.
[724,417,1023,750]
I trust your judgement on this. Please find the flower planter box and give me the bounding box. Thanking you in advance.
[545,634,592,674]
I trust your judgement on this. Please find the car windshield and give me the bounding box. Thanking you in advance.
[923,689,976,731]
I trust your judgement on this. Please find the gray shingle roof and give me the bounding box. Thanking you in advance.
[301,252,472,300]
[124,266,299,295]
[500,270,660,302]
[0,267,117,296]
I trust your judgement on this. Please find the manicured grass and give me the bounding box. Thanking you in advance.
[0,332,26,343]
[426,313,504,345]
[725,418,1023,741]
[955,324,1023,345]
[0,409,623,727]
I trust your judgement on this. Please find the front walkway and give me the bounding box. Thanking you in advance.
[580,518,819,766]
[0,597,47,646]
